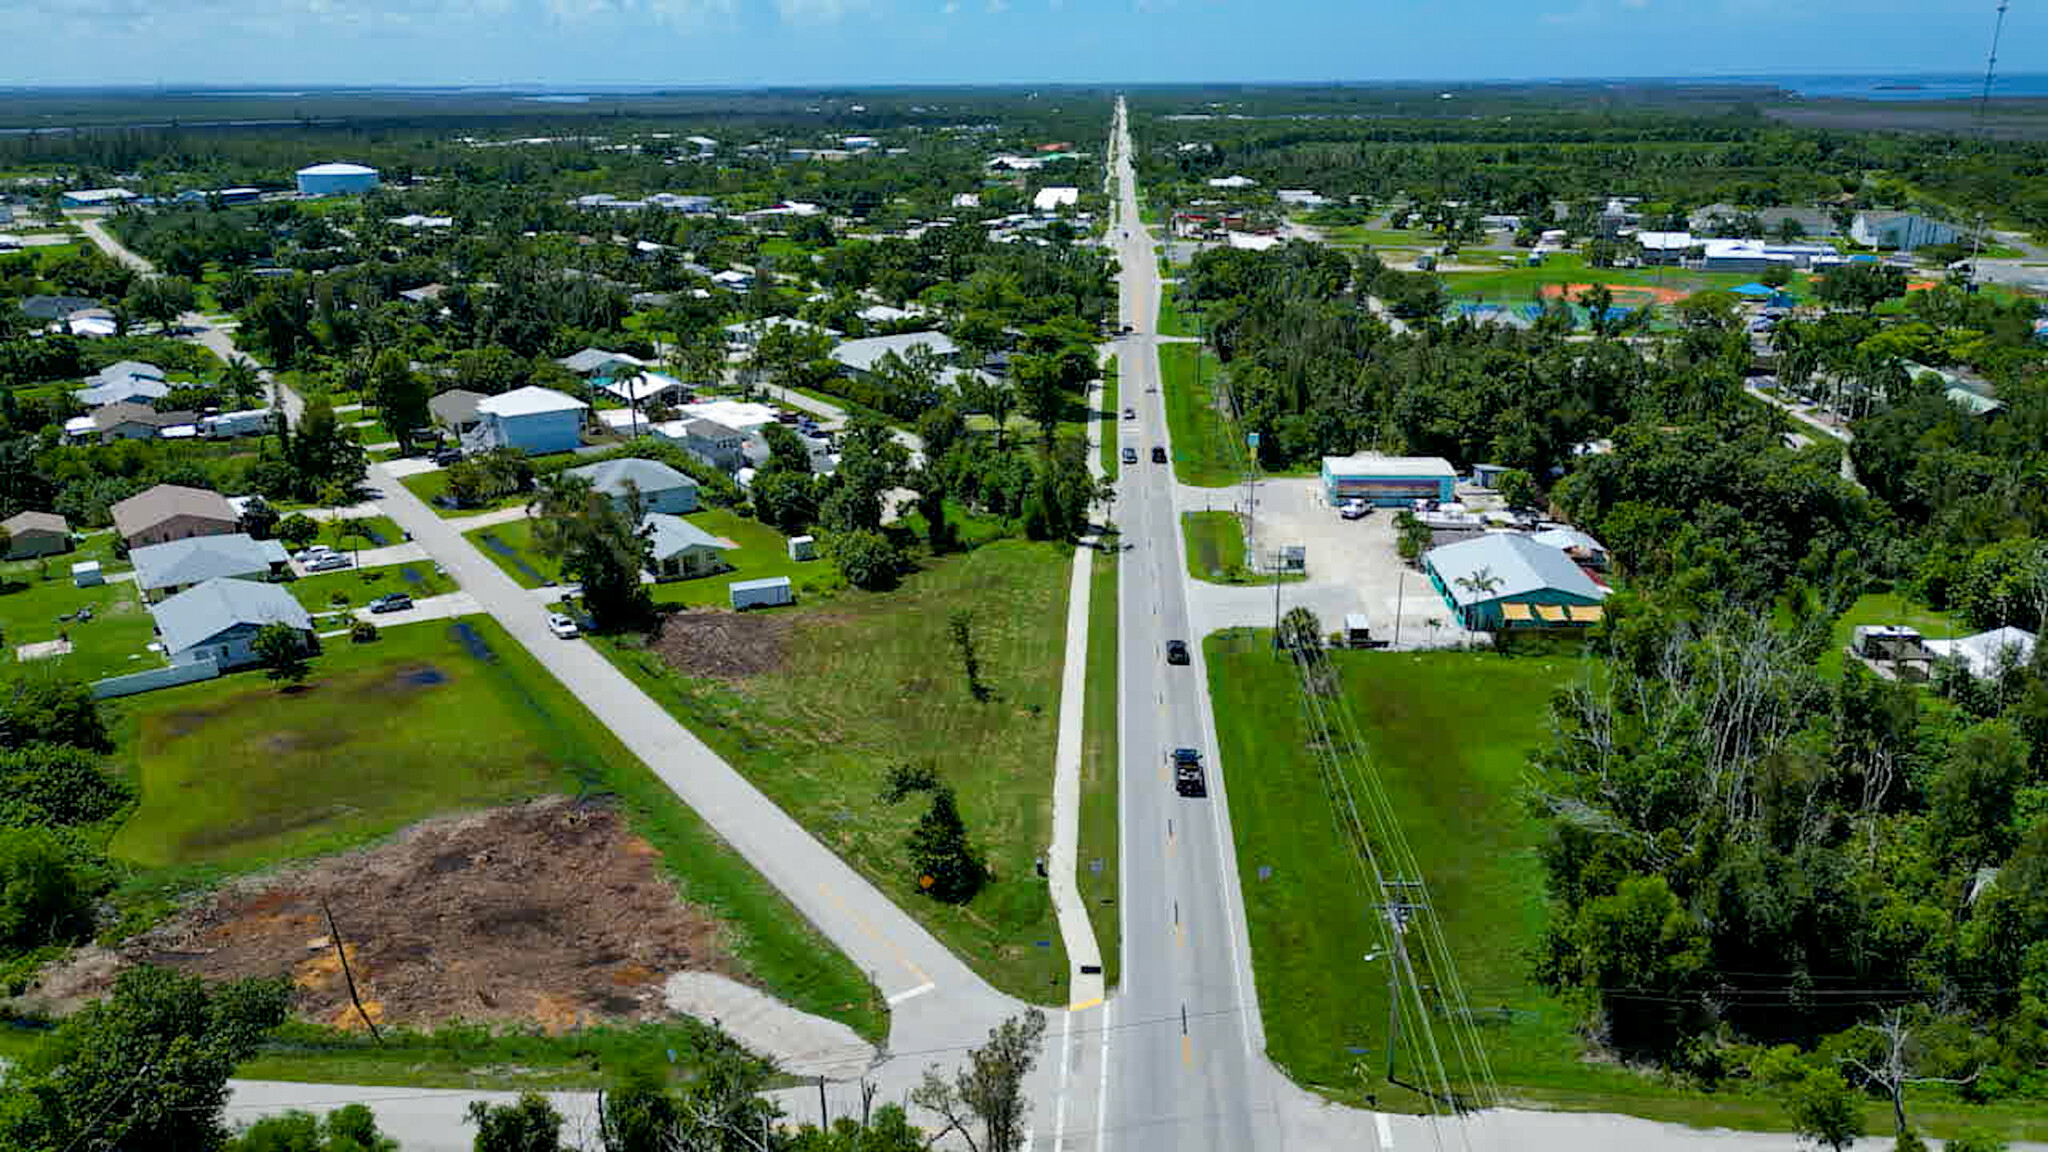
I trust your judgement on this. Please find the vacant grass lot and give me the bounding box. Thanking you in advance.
[600,540,1074,1003]
[1439,251,1815,309]
[399,471,532,518]
[104,614,883,1042]
[1159,343,1241,488]
[286,560,458,614]
[0,532,158,683]
[1205,633,2045,1137]
[1181,511,1302,585]
[1080,547,1119,989]
[325,514,406,548]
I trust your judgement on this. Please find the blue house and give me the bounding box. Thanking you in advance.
[465,386,588,456]
[1423,533,1608,631]
[151,577,314,669]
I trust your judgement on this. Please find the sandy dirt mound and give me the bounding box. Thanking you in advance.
[648,607,796,680]
[33,798,734,1033]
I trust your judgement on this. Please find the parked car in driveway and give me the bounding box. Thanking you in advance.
[292,545,333,564]
[1339,499,1370,520]
[367,593,412,614]
[305,553,350,572]
[1170,748,1207,797]
[548,612,580,639]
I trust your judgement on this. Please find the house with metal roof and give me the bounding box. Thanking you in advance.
[1,511,72,559]
[463,386,588,456]
[428,388,488,435]
[1925,627,2037,680]
[110,484,240,549]
[92,402,194,442]
[565,457,700,516]
[1423,533,1608,631]
[150,577,313,669]
[640,513,735,581]
[557,348,648,376]
[76,375,171,408]
[129,533,290,598]
[830,332,959,377]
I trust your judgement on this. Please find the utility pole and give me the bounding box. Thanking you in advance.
[1380,879,1428,1086]
[1967,1,2011,289]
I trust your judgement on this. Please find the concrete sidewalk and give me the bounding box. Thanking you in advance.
[364,461,1022,1078]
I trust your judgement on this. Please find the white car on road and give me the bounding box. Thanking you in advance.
[547,612,580,639]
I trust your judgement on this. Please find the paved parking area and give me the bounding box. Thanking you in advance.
[1182,475,1483,649]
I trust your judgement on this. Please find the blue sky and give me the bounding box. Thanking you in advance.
[3,0,2039,88]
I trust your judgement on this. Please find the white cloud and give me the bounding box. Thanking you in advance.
[941,0,960,10]
[986,0,1008,10]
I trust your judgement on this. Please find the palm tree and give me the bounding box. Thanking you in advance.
[221,356,262,409]
[612,363,647,438]
[1454,565,1503,599]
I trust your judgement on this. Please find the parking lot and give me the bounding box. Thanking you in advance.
[1178,475,1484,649]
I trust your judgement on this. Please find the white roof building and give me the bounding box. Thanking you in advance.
[1208,175,1258,189]
[477,385,589,419]
[1032,187,1080,212]
[1925,627,2037,680]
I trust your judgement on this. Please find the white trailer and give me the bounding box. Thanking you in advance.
[200,409,271,438]
[729,576,793,610]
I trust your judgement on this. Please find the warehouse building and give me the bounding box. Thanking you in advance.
[296,162,381,197]
[1319,454,1457,506]
[1423,533,1608,631]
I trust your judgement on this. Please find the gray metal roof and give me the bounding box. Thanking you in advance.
[640,513,733,561]
[130,533,289,591]
[76,377,171,406]
[151,576,312,655]
[830,332,958,373]
[566,457,698,498]
[1424,533,1606,608]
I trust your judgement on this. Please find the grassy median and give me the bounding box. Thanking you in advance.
[1159,343,1240,488]
[1079,547,1120,988]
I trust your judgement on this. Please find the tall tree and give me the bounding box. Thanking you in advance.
[0,967,291,1152]
[906,784,985,903]
[912,1010,1048,1152]
[528,473,654,632]
[368,348,428,449]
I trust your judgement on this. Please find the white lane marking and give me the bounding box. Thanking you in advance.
[1052,1008,1072,1152]
[1096,999,1113,1152]
[885,981,935,1006]
[1375,1111,1394,1151]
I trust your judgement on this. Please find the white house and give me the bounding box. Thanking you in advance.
[1032,187,1080,213]
[465,386,588,456]
[565,457,700,515]
[641,513,736,581]
[151,577,314,670]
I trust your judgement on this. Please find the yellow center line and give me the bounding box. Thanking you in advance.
[1182,1034,1194,1066]
[818,881,931,989]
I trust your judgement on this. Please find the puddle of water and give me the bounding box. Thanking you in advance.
[404,666,447,686]
[476,532,545,584]
[351,520,391,546]
[398,565,425,585]
[448,621,498,663]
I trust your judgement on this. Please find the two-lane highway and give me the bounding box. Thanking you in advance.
[1103,97,1275,1152]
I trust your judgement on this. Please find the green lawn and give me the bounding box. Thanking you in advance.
[285,560,457,615]
[465,518,563,589]
[400,471,532,519]
[1100,355,1120,478]
[1159,343,1241,488]
[326,514,405,549]
[1,530,157,683]
[596,540,1075,1004]
[1079,547,1119,989]
[103,614,884,1044]
[1820,590,1961,680]
[1202,634,2047,1137]
[1157,284,1195,338]
[1439,251,1815,310]
[349,419,393,446]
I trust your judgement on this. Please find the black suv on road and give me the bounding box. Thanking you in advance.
[1171,748,1207,797]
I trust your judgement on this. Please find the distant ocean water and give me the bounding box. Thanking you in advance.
[1716,73,2048,101]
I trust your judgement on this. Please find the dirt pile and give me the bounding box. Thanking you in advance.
[38,798,734,1033]
[647,608,796,679]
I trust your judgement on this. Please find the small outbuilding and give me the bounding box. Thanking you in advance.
[1320,454,1458,507]
[788,535,817,562]
[71,561,104,588]
[2,511,73,559]
[730,576,793,610]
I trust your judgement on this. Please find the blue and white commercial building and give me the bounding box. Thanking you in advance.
[1424,533,1609,632]
[296,162,380,197]
[1319,454,1457,506]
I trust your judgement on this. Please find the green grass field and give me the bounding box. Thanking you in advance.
[1202,633,2046,1137]
[102,614,884,1044]
[399,471,532,518]
[1159,343,1241,488]
[1820,590,1961,680]
[1080,547,1119,989]
[285,560,457,615]
[597,540,1075,1003]
[1179,510,1300,585]
[1100,356,1120,477]
[1438,251,1815,310]
[325,514,405,549]
[349,419,394,446]
[1157,284,1195,338]
[0,532,158,683]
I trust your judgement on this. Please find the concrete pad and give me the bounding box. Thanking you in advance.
[14,639,72,661]
[663,972,877,1080]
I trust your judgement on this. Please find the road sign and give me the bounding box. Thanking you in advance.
[1247,432,1260,450]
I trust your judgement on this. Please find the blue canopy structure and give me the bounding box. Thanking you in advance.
[1732,282,1775,298]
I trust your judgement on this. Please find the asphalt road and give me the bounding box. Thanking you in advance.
[1101,97,1277,1152]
